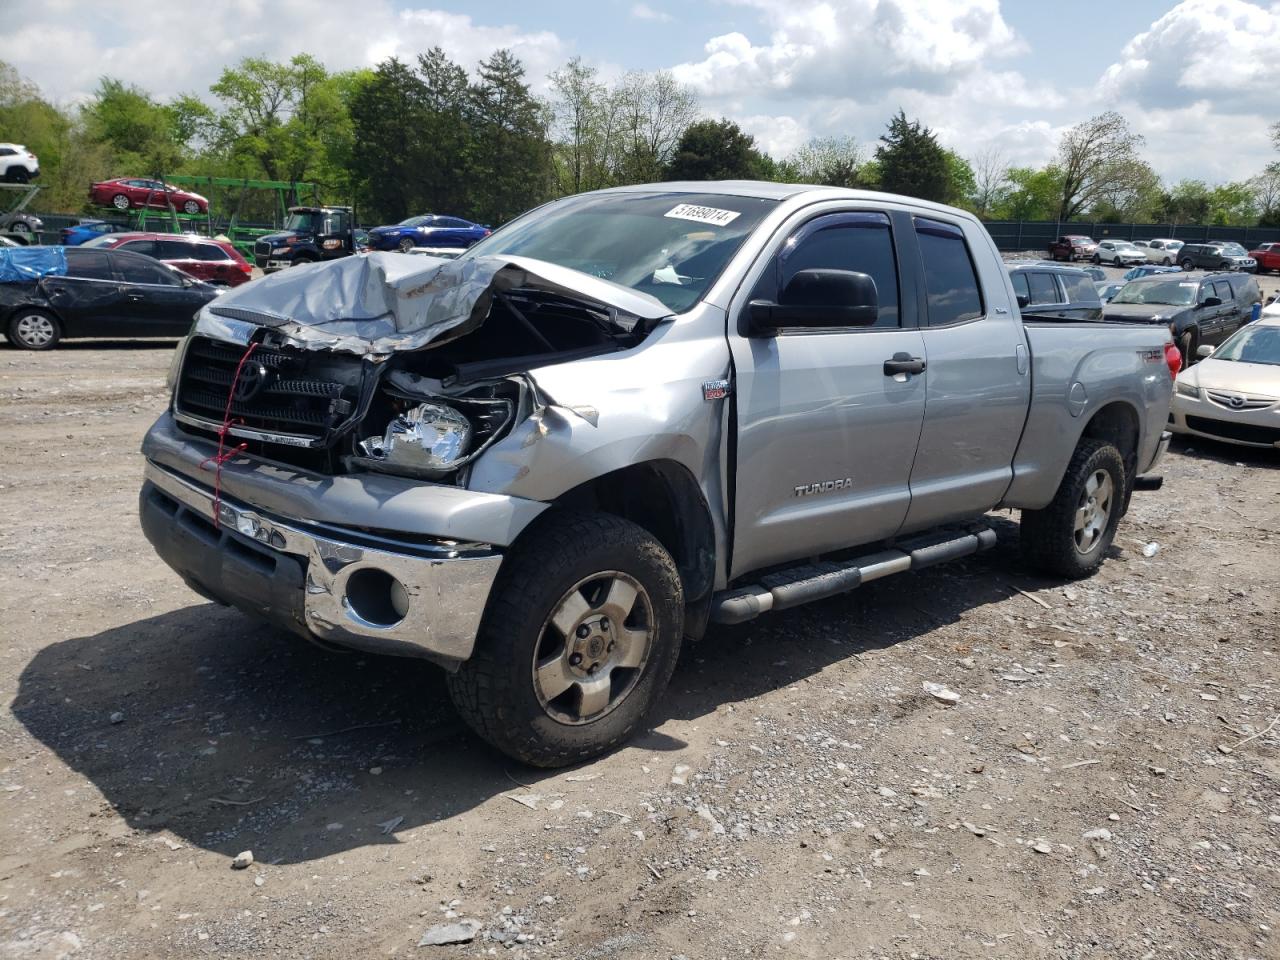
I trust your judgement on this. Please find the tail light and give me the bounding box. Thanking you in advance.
[1164,342,1182,379]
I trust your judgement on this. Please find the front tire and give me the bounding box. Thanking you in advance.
[7,309,62,350]
[111,193,130,210]
[183,200,200,215]
[1091,254,1101,265]
[5,167,30,183]
[398,237,415,253]
[448,512,684,767]
[1019,439,1125,579]
[1162,257,1173,266]
[1181,258,1195,271]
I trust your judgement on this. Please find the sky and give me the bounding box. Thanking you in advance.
[1,0,1277,184]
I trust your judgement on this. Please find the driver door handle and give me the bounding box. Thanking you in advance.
[884,352,926,376]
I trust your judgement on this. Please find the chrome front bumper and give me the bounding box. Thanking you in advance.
[140,460,503,666]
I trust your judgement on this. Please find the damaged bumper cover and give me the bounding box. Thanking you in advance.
[139,413,549,665]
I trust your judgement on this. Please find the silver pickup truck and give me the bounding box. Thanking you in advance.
[139,182,1178,766]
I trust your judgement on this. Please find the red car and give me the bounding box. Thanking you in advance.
[83,232,253,286]
[88,178,209,215]
[1248,242,1280,273]
[1047,234,1099,261]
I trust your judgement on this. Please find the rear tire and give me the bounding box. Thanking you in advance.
[7,309,61,350]
[447,512,684,768]
[1020,439,1125,580]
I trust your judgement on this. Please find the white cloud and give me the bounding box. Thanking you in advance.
[1099,0,1280,115]
[631,3,674,22]
[671,0,1023,100]
[0,0,568,103]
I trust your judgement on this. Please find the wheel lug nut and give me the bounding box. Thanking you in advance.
[607,641,616,652]
[576,625,590,639]
[569,653,583,666]
[588,663,599,674]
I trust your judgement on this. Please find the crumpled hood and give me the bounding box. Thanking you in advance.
[195,251,672,355]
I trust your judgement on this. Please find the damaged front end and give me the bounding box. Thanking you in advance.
[170,252,672,483]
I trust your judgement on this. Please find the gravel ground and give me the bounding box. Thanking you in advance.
[1,280,1278,958]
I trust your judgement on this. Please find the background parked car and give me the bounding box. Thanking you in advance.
[88,178,208,214]
[0,210,42,244]
[1104,271,1261,366]
[61,219,134,246]
[1,246,219,349]
[1179,241,1256,273]
[83,232,253,286]
[1093,239,1145,266]
[1249,241,1280,273]
[1096,280,1124,302]
[1123,264,1182,281]
[0,143,39,182]
[366,214,491,252]
[1007,263,1102,321]
[1047,234,1097,261]
[1170,315,1280,449]
[1142,238,1184,265]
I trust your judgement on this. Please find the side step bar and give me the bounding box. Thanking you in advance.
[710,524,997,626]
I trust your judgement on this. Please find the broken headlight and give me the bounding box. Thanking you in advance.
[356,403,473,478]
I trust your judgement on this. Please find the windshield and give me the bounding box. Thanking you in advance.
[461,191,778,312]
[1213,324,1280,365]
[1111,279,1197,306]
[399,215,432,227]
[1219,243,1247,256]
[1114,241,1139,250]
[284,211,321,233]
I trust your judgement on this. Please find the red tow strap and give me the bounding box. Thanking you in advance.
[199,341,258,530]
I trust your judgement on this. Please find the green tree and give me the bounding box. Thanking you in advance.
[549,57,609,194]
[349,59,427,221]
[875,110,951,202]
[665,118,764,180]
[82,77,188,175]
[613,70,699,183]
[1206,181,1256,225]
[994,166,1063,221]
[1161,179,1210,225]
[943,149,976,209]
[781,136,863,187]
[468,49,552,225]
[417,47,474,215]
[1053,111,1146,222]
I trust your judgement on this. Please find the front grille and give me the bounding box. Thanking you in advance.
[1205,390,1277,411]
[1186,415,1280,445]
[254,240,271,257]
[174,336,362,445]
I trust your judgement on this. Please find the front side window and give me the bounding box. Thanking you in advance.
[1212,280,1233,302]
[915,218,983,326]
[116,254,179,285]
[762,212,900,328]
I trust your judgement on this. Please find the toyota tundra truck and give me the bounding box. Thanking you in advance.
[139,182,1178,767]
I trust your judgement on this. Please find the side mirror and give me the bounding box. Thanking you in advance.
[1015,294,1030,309]
[1196,344,1215,358]
[1202,296,1222,307]
[747,269,879,336]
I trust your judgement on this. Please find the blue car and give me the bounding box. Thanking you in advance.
[60,219,133,246]
[367,215,490,253]
[1122,264,1182,282]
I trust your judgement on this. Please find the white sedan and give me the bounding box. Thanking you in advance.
[1143,238,1184,266]
[1171,315,1280,449]
[1094,240,1146,266]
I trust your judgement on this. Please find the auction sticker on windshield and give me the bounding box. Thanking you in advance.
[665,203,741,227]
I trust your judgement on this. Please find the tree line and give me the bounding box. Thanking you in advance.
[2,52,1279,229]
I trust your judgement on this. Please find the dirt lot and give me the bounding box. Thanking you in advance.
[2,281,1279,959]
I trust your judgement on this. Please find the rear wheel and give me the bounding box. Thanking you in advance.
[447,512,684,767]
[7,309,61,350]
[111,193,130,210]
[1020,439,1125,579]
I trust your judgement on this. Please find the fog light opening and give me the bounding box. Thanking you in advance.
[344,568,406,627]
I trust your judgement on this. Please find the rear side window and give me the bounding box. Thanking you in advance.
[1235,276,1261,302]
[156,239,194,259]
[769,211,901,328]
[915,218,983,325]
[1061,274,1097,304]
[1028,272,1059,305]
[1010,272,1029,301]
[119,239,157,257]
[65,250,114,280]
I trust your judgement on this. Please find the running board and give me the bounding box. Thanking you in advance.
[711,524,997,625]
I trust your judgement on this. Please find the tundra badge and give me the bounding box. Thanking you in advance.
[794,478,853,497]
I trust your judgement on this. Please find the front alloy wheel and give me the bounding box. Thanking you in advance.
[533,572,653,724]
[111,193,130,210]
[398,236,415,253]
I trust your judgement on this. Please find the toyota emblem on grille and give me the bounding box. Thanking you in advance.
[1228,394,1245,408]
[233,362,270,401]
